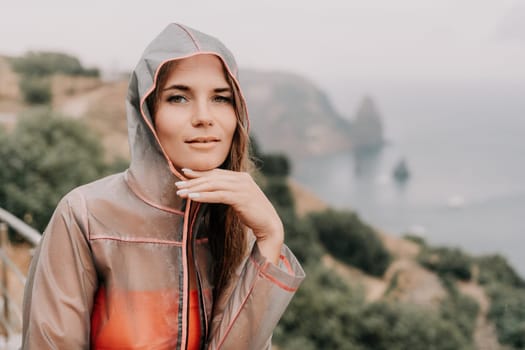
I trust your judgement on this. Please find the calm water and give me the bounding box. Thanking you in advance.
[293,79,525,277]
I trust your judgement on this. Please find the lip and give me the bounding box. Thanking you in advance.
[185,136,221,150]
[185,136,221,143]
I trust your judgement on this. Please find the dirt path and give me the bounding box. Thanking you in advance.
[458,279,501,350]
[323,254,387,301]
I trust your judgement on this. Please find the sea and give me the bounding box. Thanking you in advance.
[292,78,525,277]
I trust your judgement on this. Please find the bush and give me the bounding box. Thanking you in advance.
[10,51,99,77]
[440,293,479,341]
[259,153,291,177]
[19,76,52,105]
[486,284,525,348]
[476,254,525,287]
[354,301,473,350]
[274,264,364,350]
[249,135,291,177]
[276,265,476,349]
[418,247,473,281]
[0,109,110,233]
[280,213,323,265]
[308,209,391,276]
[262,177,295,213]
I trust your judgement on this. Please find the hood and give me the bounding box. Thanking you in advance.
[124,23,248,212]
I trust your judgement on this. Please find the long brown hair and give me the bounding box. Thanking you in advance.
[146,57,252,294]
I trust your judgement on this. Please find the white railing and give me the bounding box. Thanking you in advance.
[0,208,41,347]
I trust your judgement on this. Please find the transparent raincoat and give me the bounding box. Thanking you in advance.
[22,23,304,349]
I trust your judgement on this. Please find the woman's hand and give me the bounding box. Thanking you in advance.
[175,168,283,264]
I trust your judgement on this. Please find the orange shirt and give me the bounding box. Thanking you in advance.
[91,287,202,349]
[188,289,202,350]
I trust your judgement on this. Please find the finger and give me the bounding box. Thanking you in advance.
[184,190,233,205]
[175,175,224,190]
[176,178,235,197]
[180,168,207,178]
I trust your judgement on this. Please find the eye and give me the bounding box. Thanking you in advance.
[166,95,188,104]
[213,95,233,104]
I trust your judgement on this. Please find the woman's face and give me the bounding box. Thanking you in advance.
[154,54,237,172]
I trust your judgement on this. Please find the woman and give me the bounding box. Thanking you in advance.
[22,23,304,349]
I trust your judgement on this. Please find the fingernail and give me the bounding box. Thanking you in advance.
[182,168,193,173]
[175,181,187,187]
[176,189,189,195]
[188,192,201,199]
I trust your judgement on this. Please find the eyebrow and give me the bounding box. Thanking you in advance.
[162,84,232,93]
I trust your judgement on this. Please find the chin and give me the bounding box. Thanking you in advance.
[183,159,226,172]
[169,151,230,172]
[192,164,219,171]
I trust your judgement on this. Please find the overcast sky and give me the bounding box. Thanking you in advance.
[2,0,525,83]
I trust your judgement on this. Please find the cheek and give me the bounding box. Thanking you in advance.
[155,112,181,140]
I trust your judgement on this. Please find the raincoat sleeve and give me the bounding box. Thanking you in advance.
[207,241,305,349]
[21,190,98,349]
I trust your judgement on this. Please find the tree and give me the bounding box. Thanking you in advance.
[0,108,109,233]
[309,209,391,276]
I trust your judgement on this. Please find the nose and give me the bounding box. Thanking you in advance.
[191,100,214,127]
